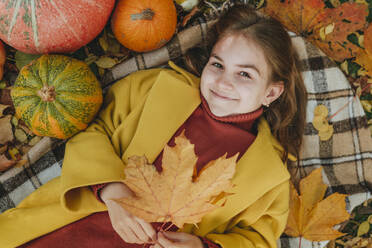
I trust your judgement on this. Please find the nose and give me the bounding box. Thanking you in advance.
[216,74,233,90]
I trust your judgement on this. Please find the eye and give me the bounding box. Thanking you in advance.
[211,62,223,69]
[239,71,251,79]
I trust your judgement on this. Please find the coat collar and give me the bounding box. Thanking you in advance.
[122,61,201,163]
[123,61,290,234]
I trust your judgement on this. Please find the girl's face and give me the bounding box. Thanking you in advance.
[200,33,284,117]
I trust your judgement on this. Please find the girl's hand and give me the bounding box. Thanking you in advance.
[150,231,204,248]
[101,182,156,244]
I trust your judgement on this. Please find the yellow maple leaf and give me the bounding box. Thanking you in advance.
[285,167,350,241]
[312,105,334,141]
[115,132,238,228]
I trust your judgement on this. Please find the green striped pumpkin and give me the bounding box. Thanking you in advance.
[11,55,103,139]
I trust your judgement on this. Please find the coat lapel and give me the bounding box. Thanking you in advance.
[122,62,201,164]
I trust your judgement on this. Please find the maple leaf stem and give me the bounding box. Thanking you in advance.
[299,236,302,248]
[159,221,168,232]
[163,223,176,232]
[327,83,370,121]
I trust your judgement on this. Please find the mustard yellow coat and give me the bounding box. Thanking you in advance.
[0,61,292,248]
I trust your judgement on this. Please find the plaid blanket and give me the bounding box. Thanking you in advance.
[1,11,372,248]
[278,34,372,248]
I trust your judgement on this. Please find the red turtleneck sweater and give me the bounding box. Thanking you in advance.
[20,97,263,248]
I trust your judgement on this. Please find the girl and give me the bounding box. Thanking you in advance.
[0,4,307,248]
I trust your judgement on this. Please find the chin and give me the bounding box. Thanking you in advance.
[210,107,230,117]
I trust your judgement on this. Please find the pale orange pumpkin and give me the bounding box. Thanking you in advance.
[0,40,5,80]
[0,0,115,54]
[111,0,177,52]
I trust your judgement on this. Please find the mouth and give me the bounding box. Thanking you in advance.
[210,90,238,101]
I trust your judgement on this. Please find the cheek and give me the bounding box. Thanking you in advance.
[200,71,214,90]
[236,84,265,102]
[200,74,209,97]
[235,83,250,96]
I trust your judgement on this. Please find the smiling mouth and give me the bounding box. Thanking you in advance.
[210,90,237,100]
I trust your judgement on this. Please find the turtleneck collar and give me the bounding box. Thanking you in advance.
[200,95,263,128]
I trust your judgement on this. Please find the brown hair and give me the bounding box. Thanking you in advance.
[182,5,307,164]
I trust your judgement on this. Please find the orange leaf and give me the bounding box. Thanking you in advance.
[284,167,350,241]
[364,23,372,58]
[262,1,368,62]
[355,48,372,78]
[116,132,238,228]
[311,3,368,61]
[285,182,304,237]
[263,0,326,35]
[181,6,200,27]
[299,168,327,213]
[303,193,350,241]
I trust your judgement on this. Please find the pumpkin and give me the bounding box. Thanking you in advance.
[111,0,177,52]
[11,55,103,139]
[0,40,5,80]
[0,0,115,54]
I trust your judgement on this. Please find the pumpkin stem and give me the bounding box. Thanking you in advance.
[37,86,56,102]
[131,8,155,21]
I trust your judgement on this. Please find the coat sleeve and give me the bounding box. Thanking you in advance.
[205,180,290,248]
[60,68,163,214]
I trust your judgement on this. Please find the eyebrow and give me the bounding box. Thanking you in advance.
[211,54,261,76]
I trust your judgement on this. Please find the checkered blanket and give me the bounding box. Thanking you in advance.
[1,12,372,248]
[278,34,372,248]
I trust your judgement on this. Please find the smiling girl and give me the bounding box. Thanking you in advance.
[0,4,307,248]
[200,34,284,116]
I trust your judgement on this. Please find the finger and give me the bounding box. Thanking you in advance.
[135,217,156,240]
[119,225,138,244]
[127,226,145,244]
[152,243,164,248]
[161,231,185,241]
[127,219,151,243]
[114,225,131,243]
[115,213,143,243]
[157,232,175,247]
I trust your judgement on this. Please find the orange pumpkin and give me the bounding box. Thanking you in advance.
[0,40,5,80]
[111,0,177,52]
[0,0,115,54]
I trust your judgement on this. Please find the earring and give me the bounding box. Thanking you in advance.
[264,103,270,107]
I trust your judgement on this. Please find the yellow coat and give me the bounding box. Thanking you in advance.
[0,61,291,248]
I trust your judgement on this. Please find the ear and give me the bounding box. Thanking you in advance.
[262,81,284,106]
